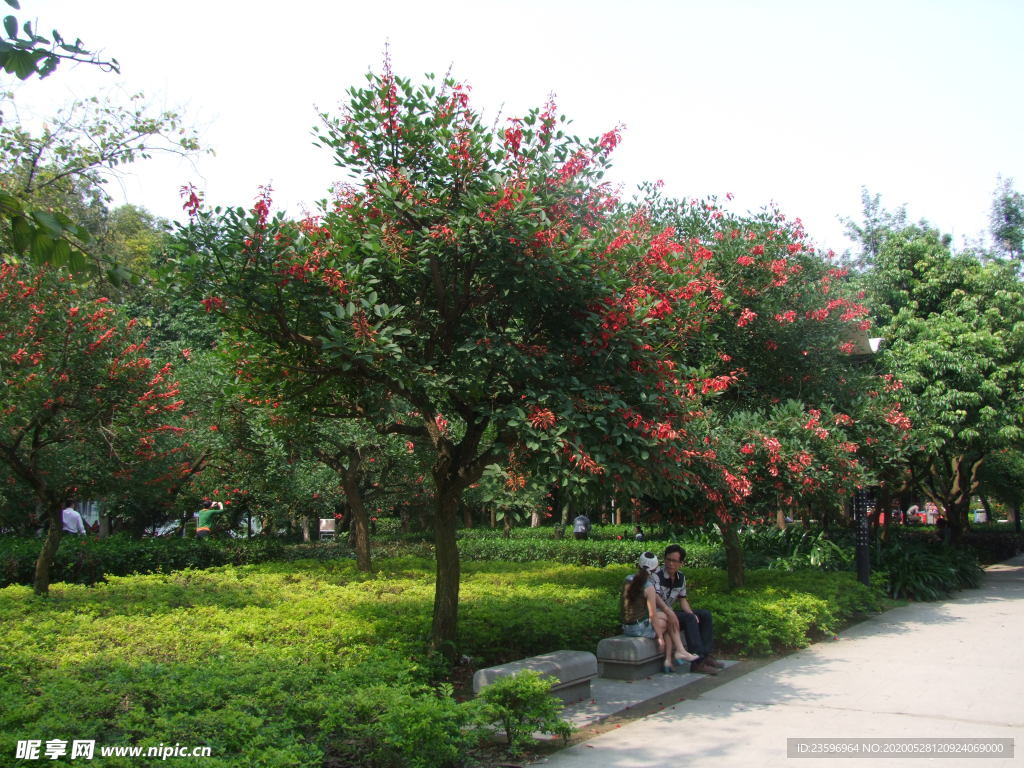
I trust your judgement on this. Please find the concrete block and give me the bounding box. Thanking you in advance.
[472,650,598,704]
[596,635,664,680]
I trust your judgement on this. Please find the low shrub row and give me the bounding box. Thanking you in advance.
[0,535,353,588]
[0,557,885,766]
[371,522,683,546]
[1,530,717,589]
[961,528,1024,564]
[456,523,681,541]
[456,537,723,569]
[6,520,1008,602]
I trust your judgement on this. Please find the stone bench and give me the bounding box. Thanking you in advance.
[596,635,665,680]
[472,650,598,704]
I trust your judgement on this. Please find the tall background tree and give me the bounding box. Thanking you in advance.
[990,176,1024,263]
[865,225,1024,542]
[630,191,912,585]
[0,263,188,593]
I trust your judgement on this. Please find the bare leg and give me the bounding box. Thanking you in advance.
[665,610,681,632]
[652,613,666,652]
[653,613,673,669]
[664,613,698,663]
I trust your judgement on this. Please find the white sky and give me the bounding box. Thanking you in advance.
[9,0,1023,254]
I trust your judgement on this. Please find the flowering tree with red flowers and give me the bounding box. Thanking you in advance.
[168,67,742,654]
[702,393,912,584]
[0,262,189,593]
[620,191,916,585]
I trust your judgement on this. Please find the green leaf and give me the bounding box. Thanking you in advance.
[3,15,17,38]
[36,54,55,77]
[5,48,38,78]
[30,209,64,237]
[10,214,31,252]
[31,229,57,264]
[53,238,73,267]
[0,189,23,216]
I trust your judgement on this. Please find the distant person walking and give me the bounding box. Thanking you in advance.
[61,501,87,535]
[572,513,591,540]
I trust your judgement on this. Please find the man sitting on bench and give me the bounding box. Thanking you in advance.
[654,544,724,676]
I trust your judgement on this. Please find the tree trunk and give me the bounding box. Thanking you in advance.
[944,497,968,545]
[722,519,744,589]
[341,464,372,571]
[300,516,312,542]
[978,493,993,521]
[775,509,787,530]
[431,488,461,660]
[942,454,984,545]
[463,503,473,529]
[34,504,62,596]
[530,510,540,527]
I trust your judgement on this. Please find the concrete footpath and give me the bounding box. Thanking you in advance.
[531,554,1024,767]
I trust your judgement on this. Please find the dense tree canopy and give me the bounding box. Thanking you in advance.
[0,262,188,592]
[866,225,1024,538]
[169,68,767,651]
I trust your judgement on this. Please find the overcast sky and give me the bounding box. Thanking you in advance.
[9,0,1023,254]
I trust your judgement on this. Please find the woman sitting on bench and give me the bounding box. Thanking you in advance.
[621,552,698,673]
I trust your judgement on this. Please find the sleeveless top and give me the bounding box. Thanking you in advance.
[621,574,654,623]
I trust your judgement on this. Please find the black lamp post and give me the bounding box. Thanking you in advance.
[852,487,876,586]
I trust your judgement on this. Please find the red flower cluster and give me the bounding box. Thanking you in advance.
[527,407,557,430]
[736,308,757,327]
[179,184,203,218]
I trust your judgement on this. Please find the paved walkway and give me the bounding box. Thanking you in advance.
[531,555,1024,767]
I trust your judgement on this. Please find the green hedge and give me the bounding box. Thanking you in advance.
[962,528,1023,564]
[0,535,354,588]
[456,537,723,568]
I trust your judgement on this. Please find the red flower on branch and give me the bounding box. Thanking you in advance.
[351,312,377,342]
[179,184,203,218]
[736,308,757,327]
[528,407,557,430]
